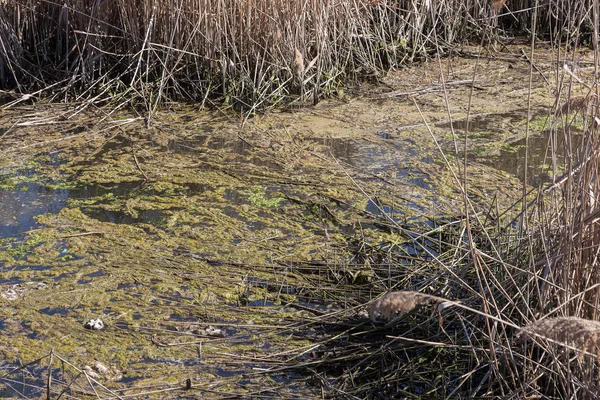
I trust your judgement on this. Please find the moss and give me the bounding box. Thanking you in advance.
[528,115,550,131]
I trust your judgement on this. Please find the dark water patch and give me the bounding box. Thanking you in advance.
[39,307,69,316]
[0,363,56,399]
[247,276,297,295]
[79,135,130,164]
[84,208,168,226]
[117,282,144,290]
[211,366,251,378]
[114,321,130,330]
[168,313,198,323]
[168,136,281,169]
[118,374,140,384]
[165,135,248,155]
[166,137,209,154]
[21,321,38,339]
[86,270,105,278]
[52,273,71,282]
[132,312,144,320]
[366,200,402,222]
[435,110,533,132]
[485,133,584,187]
[0,276,23,285]
[184,183,210,195]
[69,181,144,199]
[10,265,52,274]
[206,136,251,155]
[0,181,70,238]
[294,300,335,314]
[247,299,275,307]
[221,204,269,232]
[324,138,409,171]
[244,218,268,231]
[318,138,430,188]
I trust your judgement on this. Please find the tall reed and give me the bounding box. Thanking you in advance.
[0,0,596,110]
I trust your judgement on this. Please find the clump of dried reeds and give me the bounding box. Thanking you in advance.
[0,0,595,111]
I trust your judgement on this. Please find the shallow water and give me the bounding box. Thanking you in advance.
[0,46,594,398]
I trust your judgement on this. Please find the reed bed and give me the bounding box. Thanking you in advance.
[288,3,600,397]
[1,0,600,399]
[0,0,597,112]
[299,113,600,397]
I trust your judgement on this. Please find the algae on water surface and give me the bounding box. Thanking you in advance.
[0,45,593,398]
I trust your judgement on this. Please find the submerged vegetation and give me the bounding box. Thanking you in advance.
[1,0,600,399]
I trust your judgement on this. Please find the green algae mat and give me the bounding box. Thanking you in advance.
[0,45,593,398]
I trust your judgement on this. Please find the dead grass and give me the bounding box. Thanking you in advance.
[0,0,596,113]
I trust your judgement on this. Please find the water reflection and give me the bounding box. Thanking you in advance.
[0,181,69,238]
[485,133,584,188]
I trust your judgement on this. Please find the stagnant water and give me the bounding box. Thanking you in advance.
[0,48,593,398]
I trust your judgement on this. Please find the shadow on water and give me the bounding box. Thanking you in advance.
[166,135,282,169]
[434,109,583,187]
[435,110,535,132]
[0,178,147,239]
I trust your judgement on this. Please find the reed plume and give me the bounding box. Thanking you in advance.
[522,317,600,359]
[368,291,455,322]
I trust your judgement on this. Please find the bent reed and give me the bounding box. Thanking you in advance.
[0,0,595,111]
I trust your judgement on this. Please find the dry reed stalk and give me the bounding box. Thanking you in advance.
[367,291,454,322]
[522,317,600,359]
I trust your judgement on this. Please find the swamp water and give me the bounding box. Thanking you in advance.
[0,47,591,398]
